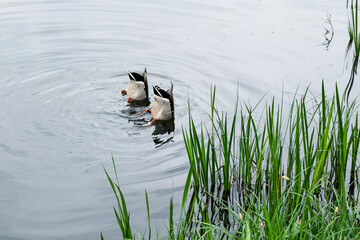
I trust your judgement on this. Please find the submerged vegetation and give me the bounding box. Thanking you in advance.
[103,82,360,239]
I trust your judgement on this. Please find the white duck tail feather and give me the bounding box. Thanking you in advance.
[128,71,136,81]
[151,95,172,120]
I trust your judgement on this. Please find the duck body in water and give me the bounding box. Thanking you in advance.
[147,83,174,122]
[121,68,148,103]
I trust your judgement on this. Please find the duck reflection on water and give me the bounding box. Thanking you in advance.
[129,117,175,148]
[152,119,175,148]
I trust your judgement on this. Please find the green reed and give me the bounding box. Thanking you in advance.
[103,156,133,239]
[179,81,360,238]
[346,0,360,99]
[348,0,358,42]
[103,82,360,239]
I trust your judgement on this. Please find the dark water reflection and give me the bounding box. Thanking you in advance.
[0,0,356,239]
[344,38,359,100]
[127,110,175,148]
[152,120,175,148]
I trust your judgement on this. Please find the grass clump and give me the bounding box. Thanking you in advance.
[102,82,360,239]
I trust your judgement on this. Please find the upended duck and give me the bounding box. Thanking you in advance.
[146,83,174,122]
[121,68,148,102]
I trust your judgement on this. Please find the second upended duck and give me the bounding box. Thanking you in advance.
[146,83,174,122]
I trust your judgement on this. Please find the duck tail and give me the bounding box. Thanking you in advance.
[169,82,174,118]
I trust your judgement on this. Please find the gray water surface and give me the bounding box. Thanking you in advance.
[0,0,355,239]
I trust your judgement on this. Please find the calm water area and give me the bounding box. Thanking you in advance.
[0,0,357,239]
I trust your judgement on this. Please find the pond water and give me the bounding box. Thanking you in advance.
[0,0,357,239]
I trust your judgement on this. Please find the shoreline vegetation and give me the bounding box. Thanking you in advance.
[102,82,360,239]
